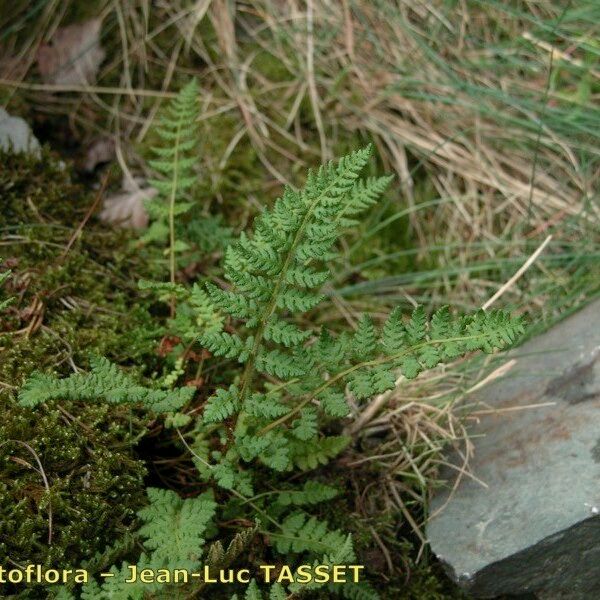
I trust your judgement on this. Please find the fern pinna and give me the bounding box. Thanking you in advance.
[19,146,523,600]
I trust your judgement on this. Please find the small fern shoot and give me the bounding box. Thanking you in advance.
[144,78,201,314]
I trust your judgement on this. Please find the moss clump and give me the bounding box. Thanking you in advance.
[0,150,160,590]
[0,404,145,577]
[0,149,161,373]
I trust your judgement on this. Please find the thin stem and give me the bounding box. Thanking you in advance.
[175,428,281,530]
[168,120,182,318]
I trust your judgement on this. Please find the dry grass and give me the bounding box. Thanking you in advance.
[3,1,597,311]
[343,361,473,552]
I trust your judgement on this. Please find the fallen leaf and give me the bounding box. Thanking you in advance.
[36,18,105,86]
[99,176,156,229]
[185,378,205,388]
[81,137,115,172]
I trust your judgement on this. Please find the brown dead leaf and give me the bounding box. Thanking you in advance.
[99,177,156,229]
[81,137,115,172]
[157,335,182,357]
[36,18,105,86]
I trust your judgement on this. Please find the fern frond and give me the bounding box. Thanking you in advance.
[145,79,199,224]
[347,370,377,400]
[255,348,308,379]
[382,307,405,353]
[336,175,393,227]
[201,331,251,361]
[137,487,216,569]
[405,305,427,344]
[269,584,287,600]
[138,279,188,302]
[235,430,292,471]
[352,315,378,358]
[263,317,311,347]
[212,462,254,496]
[19,356,194,413]
[271,512,348,555]
[312,330,349,367]
[276,481,339,506]
[188,283,225,335]
[143,78,201,313]
[244,393,289,419]
[258,433,292,472]
[290,436,350,471]
[285,265,329,288]
[291,407,319,441]
[244,580,263,600]
[206,281,258,319]
[317,389,350,417]
[203,385,240,423]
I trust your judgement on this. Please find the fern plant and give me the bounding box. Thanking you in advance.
[194,147,521,476]
[142,78,200,314]
[22,147,524,600]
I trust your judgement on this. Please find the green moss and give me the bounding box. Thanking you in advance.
[0,150,161,372]
[0,150,160,591]
[0,403,145,589]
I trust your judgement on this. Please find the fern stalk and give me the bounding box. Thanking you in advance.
[167,119,182,311]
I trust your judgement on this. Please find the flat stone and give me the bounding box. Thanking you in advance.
[0,108,41,156]
[427,299,600,599]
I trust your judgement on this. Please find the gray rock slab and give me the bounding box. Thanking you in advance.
[0,107,41,156]
[427,299,600,599]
